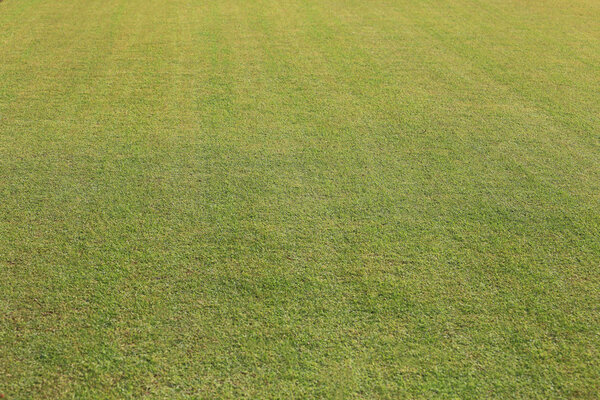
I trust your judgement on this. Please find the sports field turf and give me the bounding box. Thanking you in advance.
[1,0,599,398]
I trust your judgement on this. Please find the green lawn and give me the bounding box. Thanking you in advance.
[1,0,599,398]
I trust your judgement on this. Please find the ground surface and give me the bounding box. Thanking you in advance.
[1,0,599,398]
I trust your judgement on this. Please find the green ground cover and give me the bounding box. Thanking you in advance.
[1,0,599,397]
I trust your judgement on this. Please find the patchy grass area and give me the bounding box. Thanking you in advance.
[1,0,599,398]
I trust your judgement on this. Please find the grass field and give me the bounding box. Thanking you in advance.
[1,0,599,398]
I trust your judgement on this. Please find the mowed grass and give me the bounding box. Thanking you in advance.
[1,0,599,397]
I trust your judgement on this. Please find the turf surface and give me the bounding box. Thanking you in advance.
[1,0,599,398]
